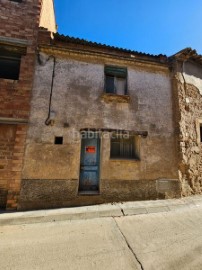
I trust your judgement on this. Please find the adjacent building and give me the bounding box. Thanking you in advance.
[0,0,56,210]
[171,49,202,196]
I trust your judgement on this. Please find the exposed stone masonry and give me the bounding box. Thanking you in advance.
[176,75,202,195]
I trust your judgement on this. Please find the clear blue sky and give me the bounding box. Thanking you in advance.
[54,0,202,56]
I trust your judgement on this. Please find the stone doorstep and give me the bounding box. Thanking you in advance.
[0,196,202,226]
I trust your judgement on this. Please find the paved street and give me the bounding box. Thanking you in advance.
[0,204,202,270]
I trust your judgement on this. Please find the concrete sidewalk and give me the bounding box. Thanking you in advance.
[0,195,202,226]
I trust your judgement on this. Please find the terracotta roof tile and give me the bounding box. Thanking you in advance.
[170,47,202,65]
[53,33,167,60]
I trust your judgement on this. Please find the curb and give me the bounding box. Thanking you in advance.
[0,195,202,226]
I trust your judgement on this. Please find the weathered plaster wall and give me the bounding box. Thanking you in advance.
[175,61,202,196]
[40,0,57,33]
[20,52,180,209]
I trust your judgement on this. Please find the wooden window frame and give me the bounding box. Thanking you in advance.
[105,66,127,95]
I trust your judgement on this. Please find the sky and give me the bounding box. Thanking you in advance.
[54,0,202,56]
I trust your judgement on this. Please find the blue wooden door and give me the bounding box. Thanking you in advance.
[79,133,100,192]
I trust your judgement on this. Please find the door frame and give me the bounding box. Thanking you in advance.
[78,131,101,194]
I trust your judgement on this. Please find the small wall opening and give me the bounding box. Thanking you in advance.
[54,136,63,145]
[200,125,202,143]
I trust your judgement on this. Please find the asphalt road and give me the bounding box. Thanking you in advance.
[0,206,202,270]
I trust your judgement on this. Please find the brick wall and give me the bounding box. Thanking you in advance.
[0,0,42,119]
[0,125,16,208]
[0,0,42,209]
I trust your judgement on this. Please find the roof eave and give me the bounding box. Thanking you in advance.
[53,33,168,63]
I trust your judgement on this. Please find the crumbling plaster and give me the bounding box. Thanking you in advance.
[23,52,178,181]
[20,51,180,209]
[175,61,202,195]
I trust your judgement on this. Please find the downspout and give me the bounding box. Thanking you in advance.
[45,56,56,125]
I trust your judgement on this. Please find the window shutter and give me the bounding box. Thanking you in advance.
[105,66,127,78]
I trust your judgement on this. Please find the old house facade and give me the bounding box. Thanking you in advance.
[0,0,56,210]
[18,30,182,210]
[1,2,202,211]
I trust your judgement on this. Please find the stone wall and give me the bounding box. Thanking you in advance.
[174,61,202,196]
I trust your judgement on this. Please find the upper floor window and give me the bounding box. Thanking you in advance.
[105,66,127,95]
[0,51,21,80]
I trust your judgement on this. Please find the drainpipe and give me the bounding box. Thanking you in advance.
[45,56,56,126]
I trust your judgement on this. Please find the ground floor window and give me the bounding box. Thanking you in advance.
[110,134,140,160]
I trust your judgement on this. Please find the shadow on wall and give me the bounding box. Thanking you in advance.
[184,62,202,80]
